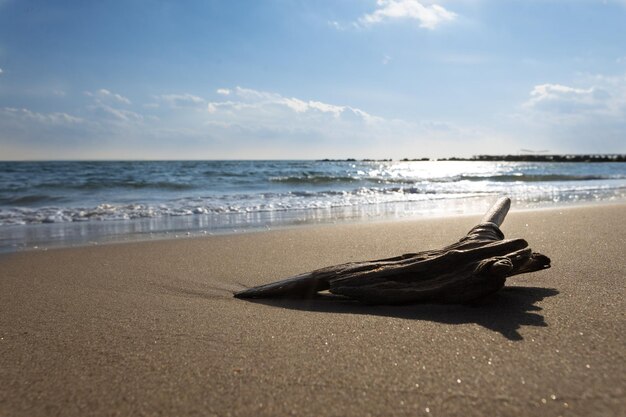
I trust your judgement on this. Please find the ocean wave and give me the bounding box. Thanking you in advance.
[1,160,625,228]
[373,174,623,184]
[0,195,67,205]
[458,174,620,182]
[269,175,360,184]
[269,173,624,186]
[1,185,625,226]
[203,170,252,177]
[31,180,197,191]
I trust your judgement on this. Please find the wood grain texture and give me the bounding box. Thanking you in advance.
[234,197,551,304]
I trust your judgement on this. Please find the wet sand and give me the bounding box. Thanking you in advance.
[1,204,624,416]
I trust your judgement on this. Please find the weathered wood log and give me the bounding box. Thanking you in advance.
[234,197,551,304]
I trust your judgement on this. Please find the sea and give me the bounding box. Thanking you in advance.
[1,160,625,252]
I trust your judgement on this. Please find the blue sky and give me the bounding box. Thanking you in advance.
[1,0,625,159]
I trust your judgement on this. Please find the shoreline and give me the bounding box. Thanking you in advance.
[4,155,626,162]
[2,197,625,254]
[1,203,625,416]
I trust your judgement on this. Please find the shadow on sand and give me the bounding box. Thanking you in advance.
[242,286,559,341]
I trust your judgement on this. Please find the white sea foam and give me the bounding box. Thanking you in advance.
[0,181,623,226]
[0,160,625,250]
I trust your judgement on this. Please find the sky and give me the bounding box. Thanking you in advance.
[0,0,625,160]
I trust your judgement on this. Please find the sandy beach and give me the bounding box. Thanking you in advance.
[1,203,624,417]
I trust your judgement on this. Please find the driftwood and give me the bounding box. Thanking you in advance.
[234,197,551,304]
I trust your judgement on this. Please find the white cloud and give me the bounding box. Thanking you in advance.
[85,88,131,105]
[158,93,205,108]
[89,103,143,123]
[206,86,380,123]
[359,0,457,30]
[83,89,143,125]
[0,85,502,159]
[524,79,623,119]
[0,107,91,159]
[0,104,152,159]
[101,89,131,104]
[0,88,143,145]
[0,107,84,125]
[0,68,3,75]
[230,86,273,101]
[518,74,626,152]
[216,88,231,96]
[327,20,360,31]
[194,86,500,158]
[526,84,596,111]
[207,103,218,113]
[328,20,343,30]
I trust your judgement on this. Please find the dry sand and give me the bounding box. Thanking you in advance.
[1,203,625,416]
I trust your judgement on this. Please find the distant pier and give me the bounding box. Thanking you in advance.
[320,154,626,163]
[445,154,626,162]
